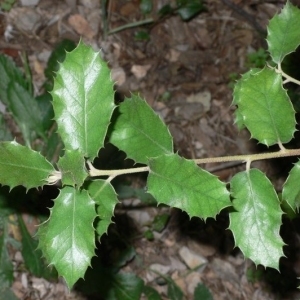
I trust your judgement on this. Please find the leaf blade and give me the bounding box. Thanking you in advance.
[57,149,87,187]
[8,82,45,142]
[110,95,173,164]
[51,41,115,159]
[0,141,55,189]
[147,153,231,219]
[87,180,119,237]
[267,1,300,64]
[38,186,96,288]
[229,169,285,270]
[0,54,27,106]
[282,160,300,212]
[233,67,296,146]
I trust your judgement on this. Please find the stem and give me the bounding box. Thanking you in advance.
[88,148,300,177]
[108,18,154,35]
[277,64,300,86]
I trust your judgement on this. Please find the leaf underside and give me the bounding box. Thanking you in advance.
[233,67,296,146]
[267,1,300,64]
[38,186,96,288]
[229,169,285,270]
[282,160,300,212]
[147,153,231,219]
[51,40,116,160]
[109,94,173,164]
[0,141,55,189]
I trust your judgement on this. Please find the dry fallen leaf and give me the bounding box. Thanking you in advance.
[68,14,96,39]
[131,64,151,79]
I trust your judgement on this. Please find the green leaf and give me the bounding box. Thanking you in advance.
[77,265,144,300]
[177,1,205,21]
[193,283,213,300]
[7,82,46,142]
[87,180,119,237]
[166,276,184,300]
[267,1,300,64]
[35,93,54,131]
[233,67,296,146]
[0,288,19,300]
[116,184,157,205]
[110,95,173,164]
[282,160,300,212]
[37,186,96,288]
[152,213,169,232]
[57,150,87,187]
[0,141,55,189]
[44,39,76,91]
[0,114,12,141]
[51,40,115,160]
[143,285,161,300]
[229,169,285,270]
[0,226,13,289]
[0,54,27,106]
[18,215,55,279]
[147,153,231,219]
[109,272,144,300]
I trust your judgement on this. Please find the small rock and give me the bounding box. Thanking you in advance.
[185,272,202,295]
[169,256,187,271]
[20,0,40,6]
[179,246,207,269]
[187,240,216,257]
[127,210,151,227]
[146,263,171,282]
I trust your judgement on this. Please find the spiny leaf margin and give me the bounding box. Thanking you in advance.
[51,40,116,160]
[0,141,55,190]
[229,169,285,270]
[37,186,96,288]
[147,153,231,219]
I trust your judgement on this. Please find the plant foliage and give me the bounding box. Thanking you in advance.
[0,1,300,292]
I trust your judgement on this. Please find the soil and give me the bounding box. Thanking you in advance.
[1,0,300,299]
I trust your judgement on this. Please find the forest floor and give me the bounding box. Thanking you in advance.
[1,0,300,299]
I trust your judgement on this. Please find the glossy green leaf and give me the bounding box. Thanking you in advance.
[51,40,115,160]
[106,272,144,300]
[233,67,296,146]
[8,82,46,143]
[229,169,285,270]
[57,150,87,187]
[44,39,76,91]
[0,54,27,106]
[0,141,55,189]
[110,95,173,164]
[87,180,119,237]
[282,160,300,212]
[147,153,231,219]
[267,1,300,64]
[38,186,96,288]
[18,215,55,279]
